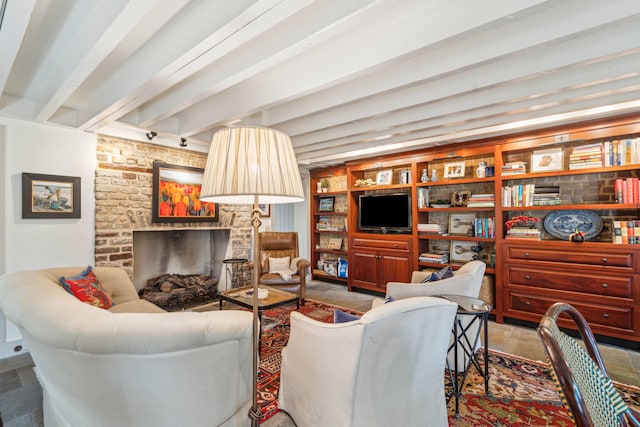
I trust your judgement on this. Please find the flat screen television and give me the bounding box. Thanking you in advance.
[358,193,412,234]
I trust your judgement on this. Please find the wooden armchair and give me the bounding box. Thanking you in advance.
[258,232,310,300]
[537,302,640,427]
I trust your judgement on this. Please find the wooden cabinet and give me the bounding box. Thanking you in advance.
[309,114,640,343]
[502,241,639,341]
[310,167,349,284]
[349,235,412,292]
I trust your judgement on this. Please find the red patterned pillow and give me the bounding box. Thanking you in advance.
[59,266,113,309]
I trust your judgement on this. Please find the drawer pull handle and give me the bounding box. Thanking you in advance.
[525,275,531,280]
[602,283,608,288]
[602,257,608,263]
[525,301,531,306]
[603,313,609,319]
[524,252,530,257]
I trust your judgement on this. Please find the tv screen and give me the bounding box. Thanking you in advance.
[358,193,412,233]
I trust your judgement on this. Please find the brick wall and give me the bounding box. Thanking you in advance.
[94,135,252,280]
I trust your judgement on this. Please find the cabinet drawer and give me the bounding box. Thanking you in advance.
[509,292,633,331]
[506,266,634,299]
[506,247,633,269]
[352,238,409,251]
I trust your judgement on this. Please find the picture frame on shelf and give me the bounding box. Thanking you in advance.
[531,147,564,173]
[151,161,219,223]
[443,161,466,178]
[376,169,393,185]
[449,213,476,236]
[318,197,335,212]
[22,172,81,219]
[450,240,477,263]
[327,237,343,250]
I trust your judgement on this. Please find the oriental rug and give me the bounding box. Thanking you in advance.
[256,299,640,425]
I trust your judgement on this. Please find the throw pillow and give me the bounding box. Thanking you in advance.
[384,295,395,304]
[269,256,290,273]
[420,265,454,283]
[59,266,114,309]
[333,309,361,323]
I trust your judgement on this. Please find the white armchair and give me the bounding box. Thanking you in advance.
[374,260,487,372]
[278,296,457,427]
[378,260,486,303]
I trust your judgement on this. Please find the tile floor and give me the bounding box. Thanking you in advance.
[1,280,639,427]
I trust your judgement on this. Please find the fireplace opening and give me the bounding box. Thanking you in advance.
[139,273,218,311]
[132,228,232,309]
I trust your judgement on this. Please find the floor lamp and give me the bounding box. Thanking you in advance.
[200,126,304,426]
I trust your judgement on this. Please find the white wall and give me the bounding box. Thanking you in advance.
[0,117,96,358]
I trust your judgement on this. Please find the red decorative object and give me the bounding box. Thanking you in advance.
[505,215,539,230]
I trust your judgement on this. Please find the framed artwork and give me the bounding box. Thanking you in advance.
[318,197,335,212]
[443,161,466,179]
[22,173,81,219]
[258,204,270,217]
[152,161,219,223]
[531,148,564,173]
[376,169,393,185]
[449,213,476,236]
[328,237,343,250]
[450,240,477,263]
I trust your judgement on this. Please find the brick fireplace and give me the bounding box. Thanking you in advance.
[94,135,253,290]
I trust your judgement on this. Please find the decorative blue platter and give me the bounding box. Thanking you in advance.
[543,210,603,240]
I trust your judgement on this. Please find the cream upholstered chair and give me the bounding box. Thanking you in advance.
[278,296,457,427]
[373,260,487,372]
[376,260,486,303]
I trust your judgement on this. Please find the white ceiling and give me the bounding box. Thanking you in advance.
[1,0,640,169]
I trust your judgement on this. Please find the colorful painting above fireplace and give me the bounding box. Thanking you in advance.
[152,161,219,223]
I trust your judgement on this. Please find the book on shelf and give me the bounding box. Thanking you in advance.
[417,223,446,234]
[501,161,527,176]
[418,252,449,264]
[473,217,495,238]
[467,193,495,207]
[612,220,640,244]
[506,227,541,240]
[614,178,640,204]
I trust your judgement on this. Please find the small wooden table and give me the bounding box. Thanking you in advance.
[218,285,299,351]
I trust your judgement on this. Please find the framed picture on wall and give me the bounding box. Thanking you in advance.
[318,197,335,212]
[152,161,219,223]
[443,161,466,179]
[22,173,81,219]
[258,204,270,217]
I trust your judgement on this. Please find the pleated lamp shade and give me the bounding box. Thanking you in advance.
[200,127,304,204]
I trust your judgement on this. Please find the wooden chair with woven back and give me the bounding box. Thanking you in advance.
[537,302,640,427]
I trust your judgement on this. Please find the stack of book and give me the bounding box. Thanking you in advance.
[418,252,449,264]
[533,186,561,206]
[603,138,640,166]
[614,178,640,204]
[569,143,603,170]
[473,217,495,238]
[505,227,541,240]
[501,184,535,207]
[612,220,640,244]
[467,194,495,207]
[417,223,446,234]
[501,161,527,176]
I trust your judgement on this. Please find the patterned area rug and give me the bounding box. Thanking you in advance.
[256,299,640,425]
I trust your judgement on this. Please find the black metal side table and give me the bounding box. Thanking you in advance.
[438,294,491,418]
[223,258,248,289]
